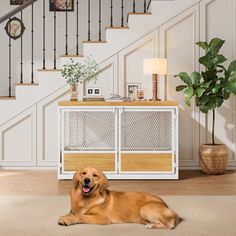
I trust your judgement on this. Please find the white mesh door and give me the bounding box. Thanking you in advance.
[64,110,116,152]
[120,110,173,152]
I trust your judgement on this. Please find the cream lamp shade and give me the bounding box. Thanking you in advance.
[143,58,168,75]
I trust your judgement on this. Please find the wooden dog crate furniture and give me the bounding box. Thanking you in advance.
[58,101,179,179]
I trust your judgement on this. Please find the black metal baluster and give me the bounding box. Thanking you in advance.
[76,0,79,55]
[110,0,113,27]
[88,0,91,41]
[144,0,147,13]
[20,11,23,83]
[65,0,68,55]
[133,0,136,13]
[121,0,124,27]
[43,0,46,69]
[31,3,34,83]
[8,18,12,97]
[53,0,57,69]
[98,0,101,41]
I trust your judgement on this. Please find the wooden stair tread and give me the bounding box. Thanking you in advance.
[60,54,84,58]
[128,12,152,15]
[0,96,16,100]
[16,83,39,86]
[105,26,129,30]
[38,69,62,72]
[82,40,107,44]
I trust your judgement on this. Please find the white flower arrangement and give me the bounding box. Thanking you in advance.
[61,57,100,85]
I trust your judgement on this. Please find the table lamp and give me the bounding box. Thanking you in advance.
[143,58,167,101]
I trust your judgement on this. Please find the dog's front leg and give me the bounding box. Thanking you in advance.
[58,214,110,226]
[76,214,110,225]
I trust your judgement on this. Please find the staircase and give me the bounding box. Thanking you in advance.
[0,0,223,169]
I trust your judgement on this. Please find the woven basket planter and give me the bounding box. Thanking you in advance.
[199,144,228,175]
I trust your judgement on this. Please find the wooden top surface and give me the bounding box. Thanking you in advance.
[58,100,179,107]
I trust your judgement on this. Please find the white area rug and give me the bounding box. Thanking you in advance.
[0,195,236,236]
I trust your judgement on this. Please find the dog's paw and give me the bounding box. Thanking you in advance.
[58,215,74,226]
[145,224,155,229]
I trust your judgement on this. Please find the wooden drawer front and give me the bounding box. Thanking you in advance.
[121,153,172,172]
[64,153,116,172]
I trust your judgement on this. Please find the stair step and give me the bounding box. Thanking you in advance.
[37,69,62,72]
[82,40,107,44]
[16,83,39,86]
[0,96,16,100]
[105,26,129,30]
[127,12,152,21]
[60,54,84,58]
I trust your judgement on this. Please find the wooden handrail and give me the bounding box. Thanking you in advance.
[0,0,38,24]
[147,0,152,10]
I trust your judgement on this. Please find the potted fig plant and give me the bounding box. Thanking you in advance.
[62,57,100,101]
[175,38,236,174]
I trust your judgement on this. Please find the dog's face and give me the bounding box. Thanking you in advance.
[72,167,109,196]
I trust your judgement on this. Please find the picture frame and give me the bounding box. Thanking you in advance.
[50,0,74,12]
[5,17,25,40]
[10,0,23,5]
[134,88,145,101]
[86,88,102,96]
[10,0,30,5]
[126,83,141,99]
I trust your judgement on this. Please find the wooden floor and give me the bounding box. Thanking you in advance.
[0,170,236,195]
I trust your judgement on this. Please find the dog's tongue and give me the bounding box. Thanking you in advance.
[82,187,90,193]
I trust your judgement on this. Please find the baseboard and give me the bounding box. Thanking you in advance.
[0,166,57,170]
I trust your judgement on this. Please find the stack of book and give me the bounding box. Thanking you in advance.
[83,95,105,101]
[105,94,130,102]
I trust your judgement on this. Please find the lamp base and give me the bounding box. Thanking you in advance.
[149,98,161,101]
[151,74,161,101]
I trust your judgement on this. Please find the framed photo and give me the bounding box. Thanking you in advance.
[50,0,74,12]
[134,88,145,101]
[10,0,30,5]
[126,83,141,98]
[10,0,23,5]
[5,17,25,40]
[86,88,102,96]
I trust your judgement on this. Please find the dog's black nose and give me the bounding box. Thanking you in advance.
[84,178,90,185]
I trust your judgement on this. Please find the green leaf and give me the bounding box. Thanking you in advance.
[213,54,227,65]
[190,72,201,84]
[196,41,209,51]
[199,104,209,113]
[196,87,206,97]
[209,38,225,55]
[202,80,212,88]
[201,70,217,81]
[226,71,236,94]
[216,97,223,107]
[175,72,192,86]
[184,87,194,106]
[199,95,209,105]
[176,85,188,91]
[212,84,222,94]
[227,60,236,77]
[206,97,218,109]
[199,53,215,69]
[223,89,230,100]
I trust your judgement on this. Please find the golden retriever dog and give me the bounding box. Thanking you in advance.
[58,166,180,229]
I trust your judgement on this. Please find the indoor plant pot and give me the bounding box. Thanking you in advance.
[199,144,228,175]
[175,38,236,174]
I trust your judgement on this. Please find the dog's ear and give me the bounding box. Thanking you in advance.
[72,169,81,188]
[99,171,109,194]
